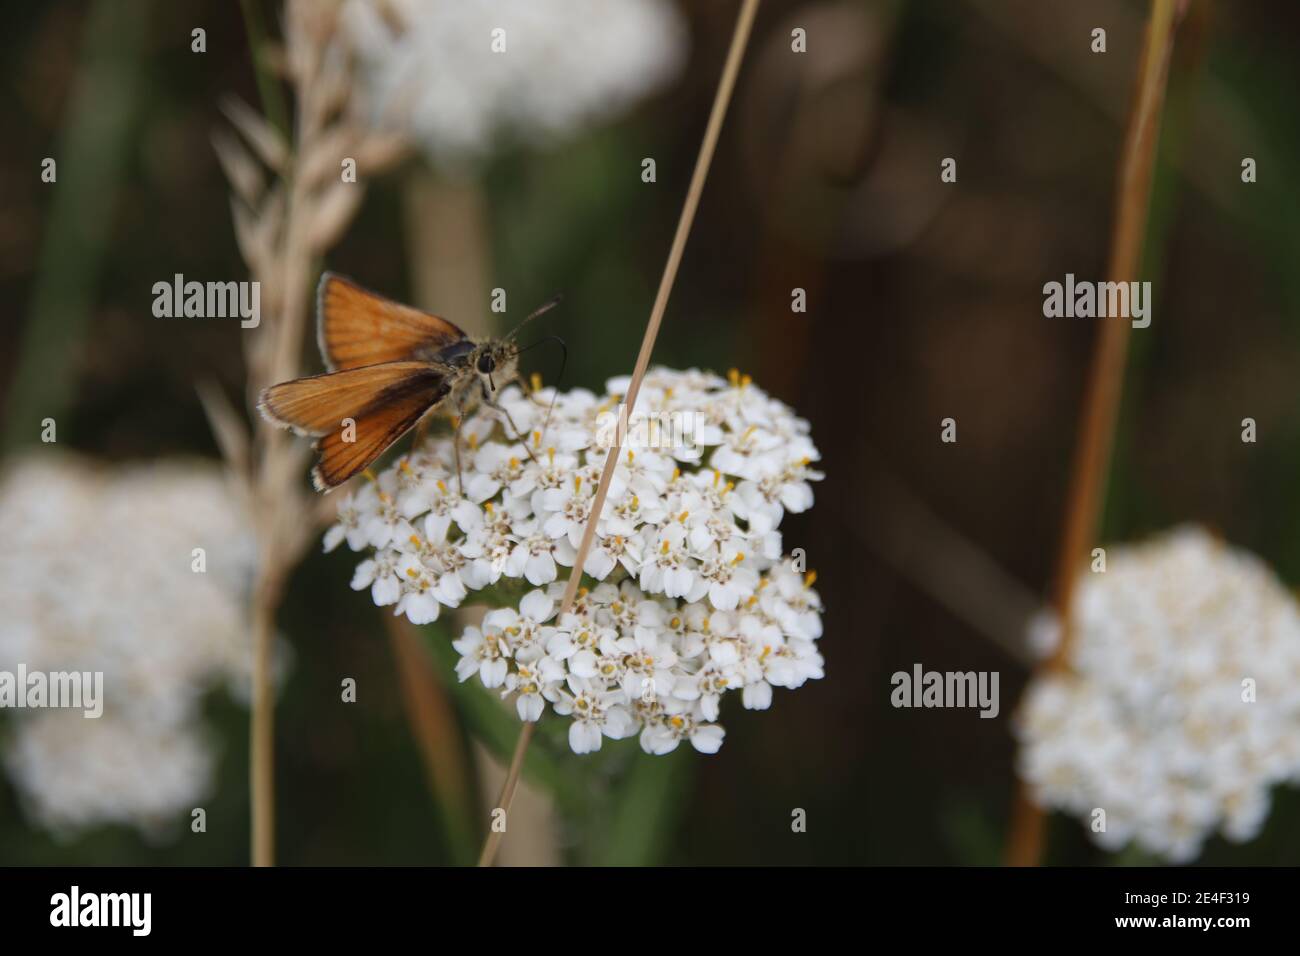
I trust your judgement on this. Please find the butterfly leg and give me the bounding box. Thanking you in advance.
[485,390,542,467]
[451,413,466,497]
[412,412,432,448]
[509,372,558,455]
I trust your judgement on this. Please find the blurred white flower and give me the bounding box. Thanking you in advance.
[328,366,826,754]
[342,0,688,163]
[0,454,258,840]
[1014,526,1300,862]
[6,709,215,841]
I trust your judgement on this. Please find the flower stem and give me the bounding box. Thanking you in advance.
[475,0,762,868]
[251,580,277,866]
[477,721,536,866]
[1004,0,1180,867]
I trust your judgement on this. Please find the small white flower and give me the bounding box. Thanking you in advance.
[463,442,528,502]
[324,494,369,552]
[693,545,759,611]
[638,522,700,599]
[580,530,643,581]
[394,559,441,625]
[457,501,521,584]
[351,549,402,606]
[484,588,556,663]
[640,700,725,755]
[540,474,597,549]
[503,657,565,722]
[363,482,416,549]
[709,422,784,482]
[453,624,513,688]
[505,518,572,585]
[761,565,824,641]
[509,446,579,504]
[617,627,678,702]
[672,657,739,722]
[553,677,633,754]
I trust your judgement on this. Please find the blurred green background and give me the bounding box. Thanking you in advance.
[2,0,1300,865]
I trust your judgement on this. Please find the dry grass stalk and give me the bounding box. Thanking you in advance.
[385,614,477,861]
[1004,0,1180,867]
[476,0,763,869]
[206,0,407,866]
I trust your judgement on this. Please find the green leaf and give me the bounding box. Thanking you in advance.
[593,745,690,866]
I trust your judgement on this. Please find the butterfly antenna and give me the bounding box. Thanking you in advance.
[504,293,563,342]
[515,334,568,450]
[540,336,567,449]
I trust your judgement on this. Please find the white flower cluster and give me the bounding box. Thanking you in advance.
[327,367,825,755]
[1015,526,1300,862]
[342,0,687,163]
[0,455,257,839]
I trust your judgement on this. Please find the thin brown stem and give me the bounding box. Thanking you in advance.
[249,166,309,868]
[1005,0,1179,867]
[250,576,278,866]
[477,721,536,866]
[476,0,762,868]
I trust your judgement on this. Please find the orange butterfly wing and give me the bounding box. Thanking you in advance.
[316,272,468,371]
[258,362,450,490]
[258,362,443,435]
[311,387,444,491]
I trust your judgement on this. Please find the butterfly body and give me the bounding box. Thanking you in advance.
[259,273,548,492]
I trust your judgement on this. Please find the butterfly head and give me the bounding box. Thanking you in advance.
[472,340,519,396]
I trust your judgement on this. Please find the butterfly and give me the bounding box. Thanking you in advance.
[259,272,560,492]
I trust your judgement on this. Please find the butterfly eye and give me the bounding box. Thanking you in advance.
[477,354,496,374]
